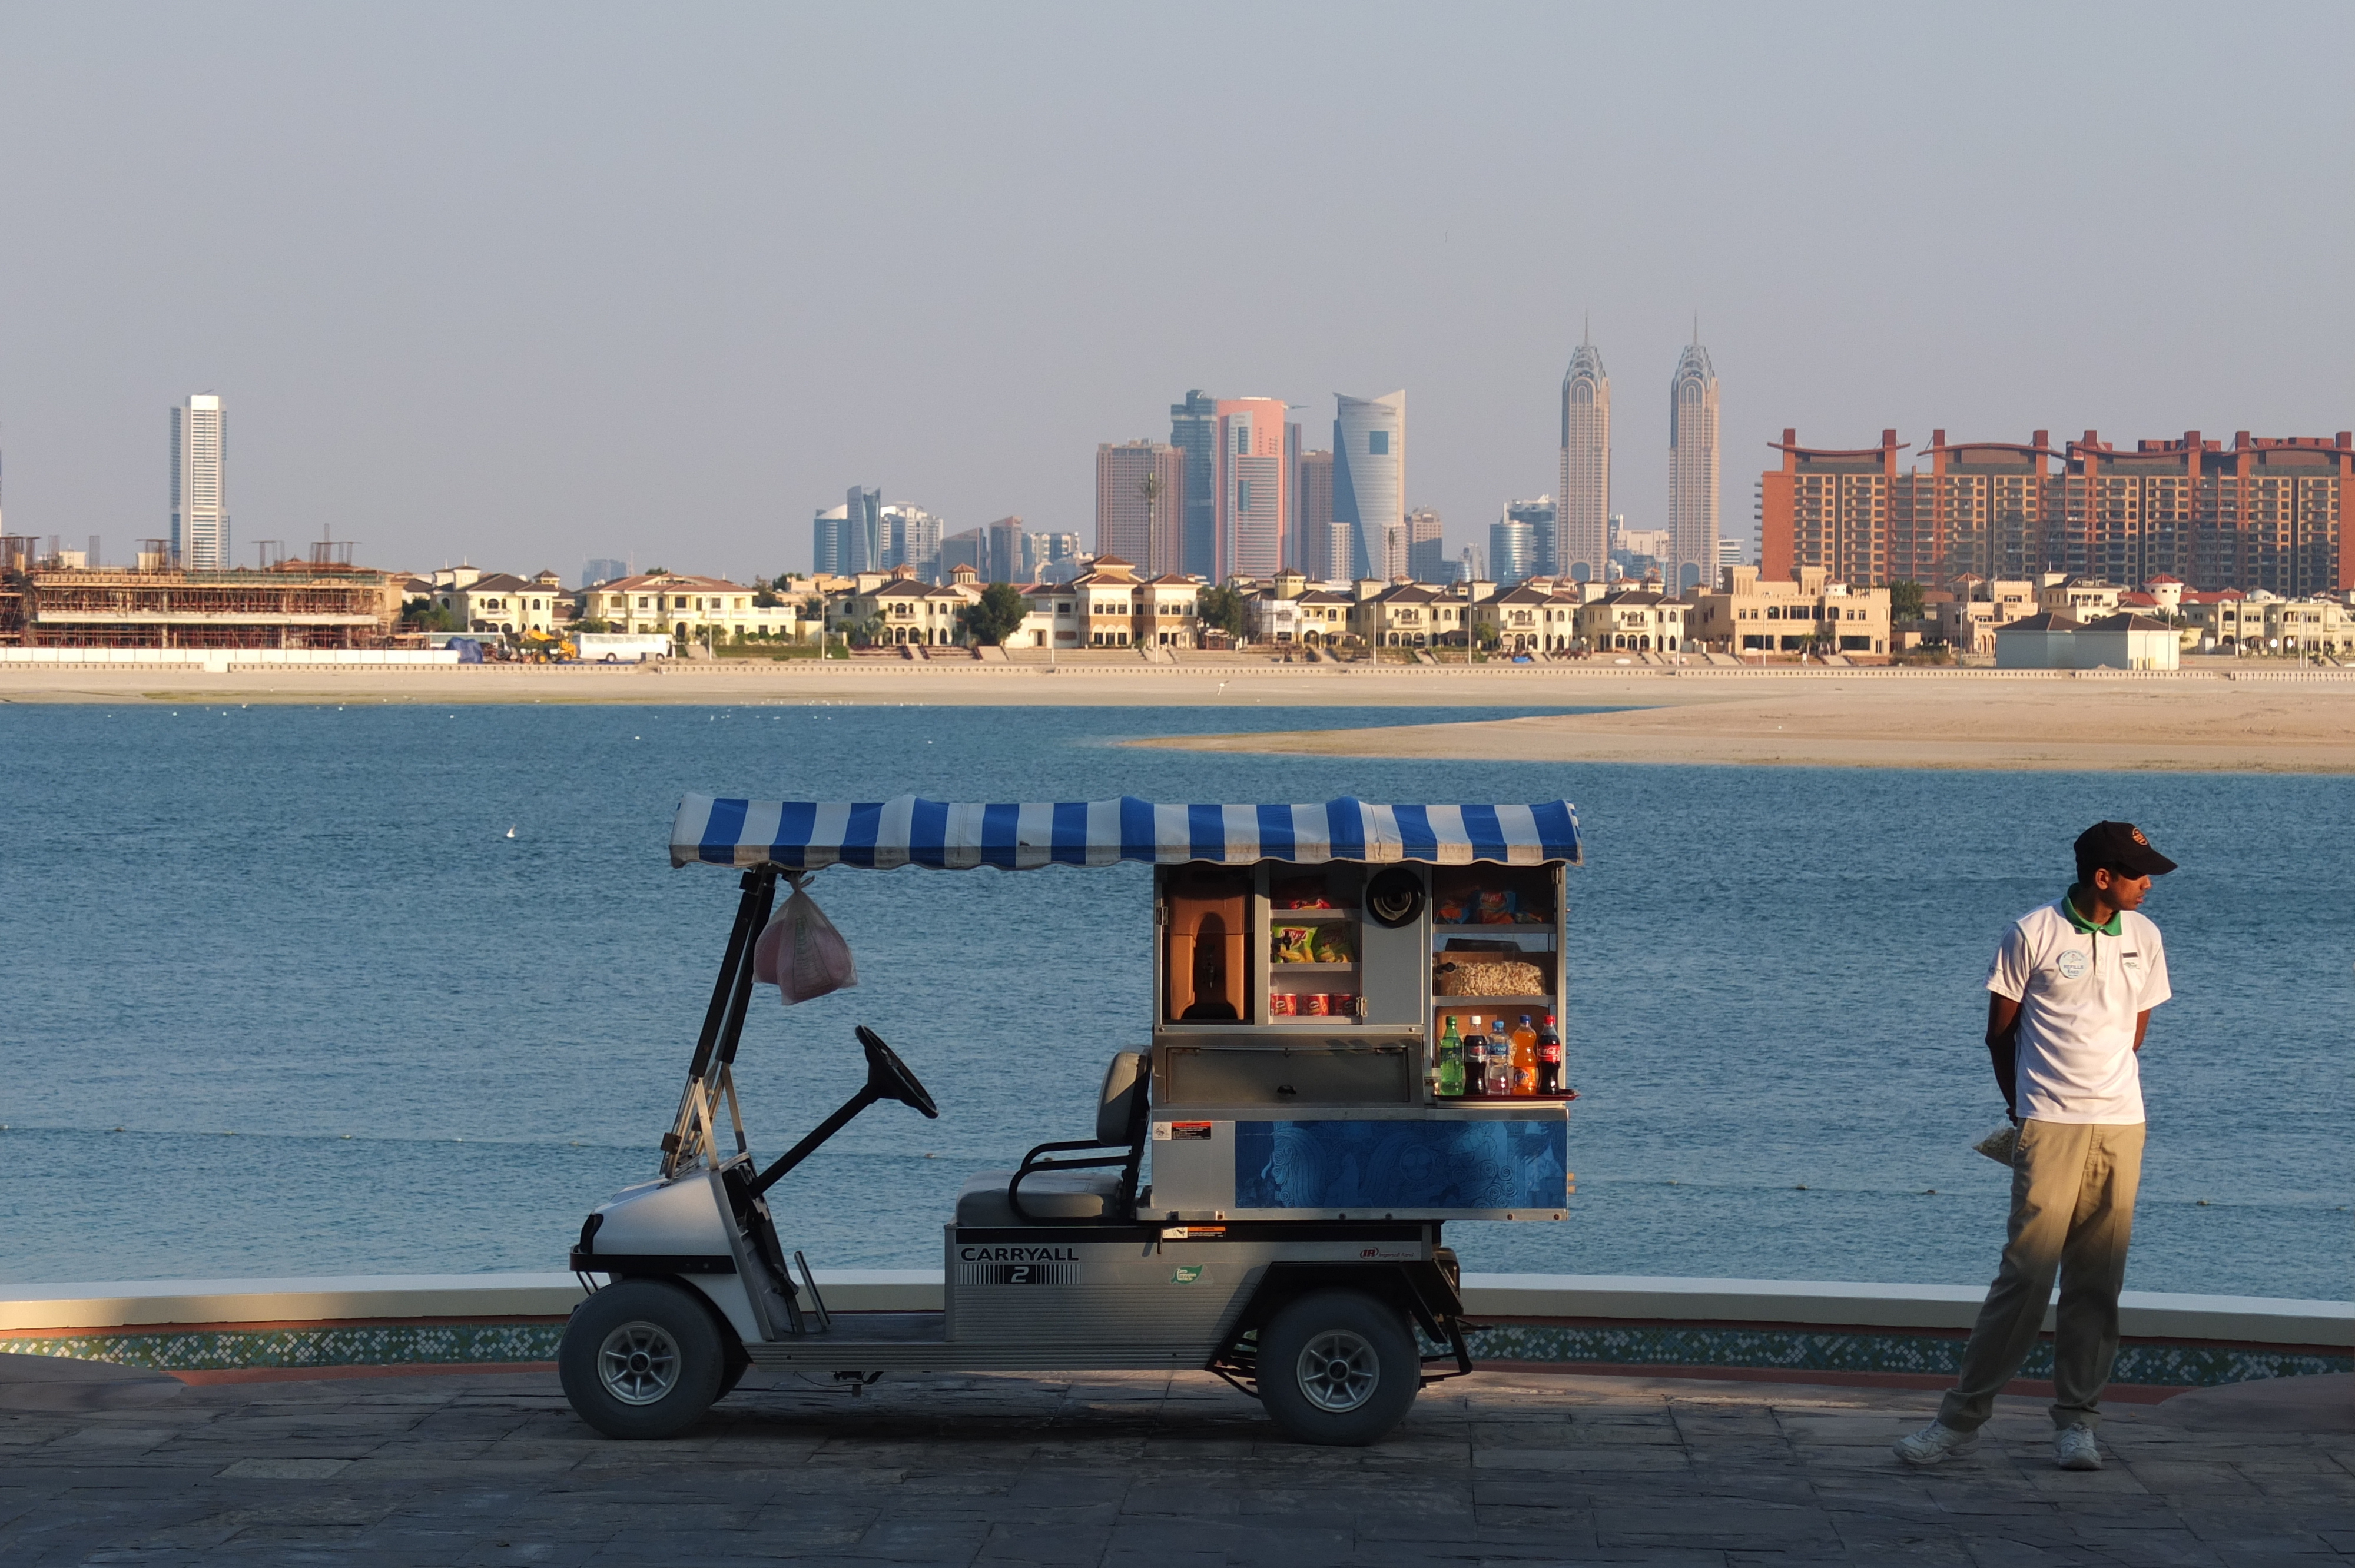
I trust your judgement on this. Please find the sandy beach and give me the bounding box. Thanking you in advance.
[0,659,1617,709]
[4,659,2351,771]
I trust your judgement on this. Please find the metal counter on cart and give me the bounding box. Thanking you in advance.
[559,796,1582,1446]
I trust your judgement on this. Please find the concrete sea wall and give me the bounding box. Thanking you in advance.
[4,1273,2345,1392]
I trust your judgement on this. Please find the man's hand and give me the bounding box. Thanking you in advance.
[1986,994,2022,1123]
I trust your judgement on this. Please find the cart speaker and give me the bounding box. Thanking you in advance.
[1365,867,1425,929]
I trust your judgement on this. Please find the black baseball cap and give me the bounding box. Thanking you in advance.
[2075,820,2177,878]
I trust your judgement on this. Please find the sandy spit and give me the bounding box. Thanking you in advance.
[4,660,2353,775]
[1131,670,2355,773]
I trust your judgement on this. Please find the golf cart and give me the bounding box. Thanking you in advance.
[559,795,1580,1446]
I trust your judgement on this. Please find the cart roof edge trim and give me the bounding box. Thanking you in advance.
[671,795,1581,872]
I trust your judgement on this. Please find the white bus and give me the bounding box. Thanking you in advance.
[576,632,675,663]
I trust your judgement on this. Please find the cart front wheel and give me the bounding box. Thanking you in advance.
[1257,1288,1419,1446]
[559,1279,727,1439]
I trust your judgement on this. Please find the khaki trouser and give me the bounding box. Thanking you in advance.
[1938,1118,2145,1433]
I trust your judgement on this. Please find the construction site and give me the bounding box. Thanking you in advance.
[0,538,400,650]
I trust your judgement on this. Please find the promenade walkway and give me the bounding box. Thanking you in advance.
[3,1359,2346,1566]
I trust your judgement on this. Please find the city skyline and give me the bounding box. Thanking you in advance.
[4,9,2345,575]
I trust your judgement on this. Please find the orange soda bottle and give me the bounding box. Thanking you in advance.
[1510,1014,1538,1095]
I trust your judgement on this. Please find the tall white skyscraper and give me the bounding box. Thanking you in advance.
[170,394,227,570]
[1668,334,1719,593]
[1558,325,1610,582]
[1332,390,1405,580]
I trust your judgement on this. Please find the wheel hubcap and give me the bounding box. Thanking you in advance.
[1296,1329,1379,1412]
[597,1321,681,1405]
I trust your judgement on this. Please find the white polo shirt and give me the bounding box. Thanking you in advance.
[1986,892,2171,1124]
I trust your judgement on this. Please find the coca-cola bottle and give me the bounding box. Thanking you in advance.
[1535,1012,1563,1095]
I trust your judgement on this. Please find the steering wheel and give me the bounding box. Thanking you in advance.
[855,1025,940,1119]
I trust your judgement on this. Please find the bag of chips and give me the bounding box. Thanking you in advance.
[1271,925,1317,964]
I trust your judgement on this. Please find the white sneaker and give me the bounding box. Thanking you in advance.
[1894,1420,1979,1465]
[2055,1426,2103,1470]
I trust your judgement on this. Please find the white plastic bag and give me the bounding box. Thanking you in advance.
[752,881,858,1005]
[1972,1123,2019,1166]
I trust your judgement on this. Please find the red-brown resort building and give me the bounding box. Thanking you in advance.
[1761,428,2352,595]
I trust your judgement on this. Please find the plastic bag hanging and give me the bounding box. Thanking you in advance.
[752,875,858,1005]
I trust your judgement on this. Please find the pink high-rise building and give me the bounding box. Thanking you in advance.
[1216,397,1291,581]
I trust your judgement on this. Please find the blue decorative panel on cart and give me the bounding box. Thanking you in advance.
[1235,1118,1568,1211]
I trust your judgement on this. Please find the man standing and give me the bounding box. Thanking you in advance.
[1897,822,2176,1472]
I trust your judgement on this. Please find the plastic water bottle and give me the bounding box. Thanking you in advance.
[1484,1020,1513,1096]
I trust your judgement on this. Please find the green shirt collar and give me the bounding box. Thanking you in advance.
[2062,885,2123,936]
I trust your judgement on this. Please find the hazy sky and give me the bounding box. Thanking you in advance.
[2,3,2349,580]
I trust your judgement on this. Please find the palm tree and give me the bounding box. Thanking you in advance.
[1140,470,1163,575]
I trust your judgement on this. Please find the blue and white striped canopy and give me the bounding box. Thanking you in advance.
[672,795,1580,872]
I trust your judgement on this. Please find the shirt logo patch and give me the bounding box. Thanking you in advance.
[2057,950,2089,979]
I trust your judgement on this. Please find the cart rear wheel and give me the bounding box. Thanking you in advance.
[1257,1288,1419,1446]
[559,1279,727,1439]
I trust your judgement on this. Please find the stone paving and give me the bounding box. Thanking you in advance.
[1,1360,2349,1566]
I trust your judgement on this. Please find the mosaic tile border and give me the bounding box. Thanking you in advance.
[1460,1321,2350,1387]
[1,1321,565,1373]
[1,1317,2343,1387]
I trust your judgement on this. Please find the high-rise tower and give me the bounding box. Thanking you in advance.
[1169,391,1219,580]
[1558,326,1610,582]
[1215,398,1291,580]
[170,393,227,570]
[1332,391,1405,580]
[1095,440,1186,575]
[844,486,883,574]
[1669,331,1720,593]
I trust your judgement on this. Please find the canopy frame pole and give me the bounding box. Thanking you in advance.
[663,866,777,1177]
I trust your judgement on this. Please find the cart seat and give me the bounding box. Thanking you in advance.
[954,1051,1148,1226]
[956,1168,1123,1224]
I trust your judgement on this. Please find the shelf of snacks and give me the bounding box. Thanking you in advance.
[1271,961,1357,973]
[1431,924,1554,944]
[1430,886,1551,928]
[1433,994,1556,1010]
[1271,920,1358,969]
[1268,991,1361,1018]
[1433,955,1549,998]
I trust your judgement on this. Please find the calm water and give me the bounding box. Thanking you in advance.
[0,702,2346,1300]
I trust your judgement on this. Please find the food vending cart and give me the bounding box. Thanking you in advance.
[559,795,1580,1446]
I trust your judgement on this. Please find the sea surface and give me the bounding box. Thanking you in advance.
[0,700,2346,1300]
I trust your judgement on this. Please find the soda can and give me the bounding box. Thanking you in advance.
[1302,992,1330,1016]
[1269,992,1297,1015]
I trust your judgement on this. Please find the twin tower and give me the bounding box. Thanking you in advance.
[1558,327,1720,591]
